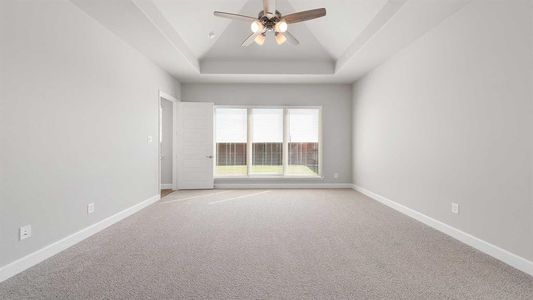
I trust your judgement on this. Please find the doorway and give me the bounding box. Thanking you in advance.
[158,91,178,198]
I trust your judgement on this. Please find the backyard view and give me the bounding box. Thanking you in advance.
[215,107,319,177]
[216,164,317,176]
[216,142,319,176]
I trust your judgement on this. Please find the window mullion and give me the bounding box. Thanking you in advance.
[318,108,322,177]
[283,108,289,176]
[247,108,253,176]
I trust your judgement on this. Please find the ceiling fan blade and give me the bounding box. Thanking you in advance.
[213,11,256,22]
[241,32,261,47]
[284,31,300,46]
[283,8,326,24]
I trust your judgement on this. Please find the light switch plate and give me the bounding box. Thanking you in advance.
[20,225,31,240]
[451,202,459,214]
[147,136,153,143]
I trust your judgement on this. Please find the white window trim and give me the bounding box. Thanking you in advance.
[214,105,323,179]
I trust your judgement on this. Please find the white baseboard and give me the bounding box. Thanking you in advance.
[0,194,160,283]
[215,183,353,189]
[160,184,173,189]
[352,185,533,277]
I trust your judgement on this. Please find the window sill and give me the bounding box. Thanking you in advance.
[215,175,324,180]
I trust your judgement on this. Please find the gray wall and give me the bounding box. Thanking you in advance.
[182,83,352,185]
[352,0,532,261]
[0,0,179,267]
[160,99,173,185]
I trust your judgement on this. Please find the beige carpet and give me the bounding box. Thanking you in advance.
[0,189,532,299]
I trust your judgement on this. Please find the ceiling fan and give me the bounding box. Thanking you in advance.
[213,0,326,47]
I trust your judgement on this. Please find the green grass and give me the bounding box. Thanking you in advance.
[215,165,318,176]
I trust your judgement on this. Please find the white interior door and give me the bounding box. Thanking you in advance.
[176,102,214,189]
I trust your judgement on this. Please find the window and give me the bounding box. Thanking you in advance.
[287,109,320,176]
[215,106,321,177]
[251,109,284,175]
[215,108,247,176]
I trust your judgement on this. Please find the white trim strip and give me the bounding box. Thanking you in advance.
[159,190,232,204]
[352,185,533,276]
[209,191,271,204]
[160,184,173,189]
[158,90,179,103]
[214,183,353,189]
[0,194,161,283]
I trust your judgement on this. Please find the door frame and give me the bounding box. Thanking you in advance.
[158,90,179,192]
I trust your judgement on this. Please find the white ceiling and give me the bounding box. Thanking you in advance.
[202,0,332,61]
[153,0,248,59]
[153,0,387,61]
[284,0,388,59]
[72,0,470,83]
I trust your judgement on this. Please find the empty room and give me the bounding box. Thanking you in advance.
[1,0,532,298]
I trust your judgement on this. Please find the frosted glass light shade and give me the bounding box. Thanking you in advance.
[275,20,288,32]
[275,33,287,45]
[255,33,266,45]
[251,21,264,33]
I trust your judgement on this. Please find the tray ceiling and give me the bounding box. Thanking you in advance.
[72,0,470,83]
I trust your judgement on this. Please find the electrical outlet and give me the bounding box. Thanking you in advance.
[147,136,153,143]
[333,172,339,179]
[451,202,459,214]
[19,225,31,241]
[87,202,95,214]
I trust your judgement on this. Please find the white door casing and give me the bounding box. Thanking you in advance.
[158,90,178,191]
[176,102,214,189]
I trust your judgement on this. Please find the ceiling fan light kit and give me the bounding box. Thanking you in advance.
[213,0,326,47]
[255,33,266,46]
[275,32,287,45]
[274,20,288,33]
[251,20,264,33]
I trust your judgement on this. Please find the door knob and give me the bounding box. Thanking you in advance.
[206,155,213,159]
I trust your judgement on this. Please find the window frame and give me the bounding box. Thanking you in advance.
[214,105,323,179]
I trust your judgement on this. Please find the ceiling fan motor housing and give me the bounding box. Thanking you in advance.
[258,10,282,31]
